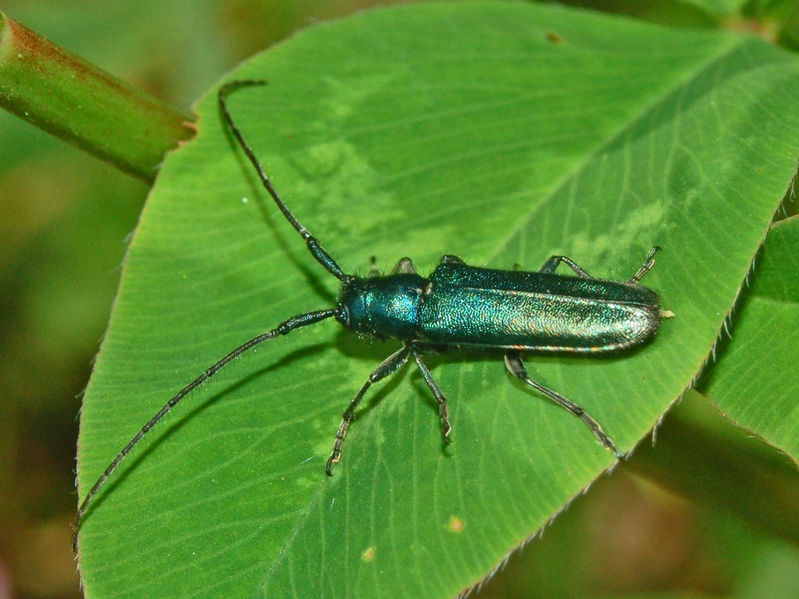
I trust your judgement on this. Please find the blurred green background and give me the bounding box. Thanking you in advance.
[1,1,798,598]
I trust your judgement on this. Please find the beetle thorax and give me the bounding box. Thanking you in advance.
[336,274,427,341]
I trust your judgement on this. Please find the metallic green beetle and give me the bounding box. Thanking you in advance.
[74,80,662,549]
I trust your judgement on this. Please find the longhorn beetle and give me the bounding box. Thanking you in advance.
[73,79,663,550]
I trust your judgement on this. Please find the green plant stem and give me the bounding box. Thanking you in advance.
[0,11,195,182]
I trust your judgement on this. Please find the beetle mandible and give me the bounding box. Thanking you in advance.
[73,79,663,549]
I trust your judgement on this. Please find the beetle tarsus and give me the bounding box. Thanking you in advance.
[627,246,660,284]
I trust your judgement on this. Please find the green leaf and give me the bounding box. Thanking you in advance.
[703,215,799,463]
[75,2,799,597]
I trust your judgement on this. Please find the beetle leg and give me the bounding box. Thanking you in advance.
[538,255,592,277]
[392,257,417,274]
[627,246,660,284]
[409,345,452,443]
[440,255,466,265]
[326,345,412,475]
[368,256,379,277]
[504,352,622,459]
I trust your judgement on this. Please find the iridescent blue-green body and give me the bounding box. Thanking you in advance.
[72,80,666,552]
[332,248,661,470]
[338,255,660,353]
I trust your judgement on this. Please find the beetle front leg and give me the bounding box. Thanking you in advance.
[409,345,452,443]
[392,257,417,274]
[368,257,418,276]
[326,345,412,475]
[504,352,622,459]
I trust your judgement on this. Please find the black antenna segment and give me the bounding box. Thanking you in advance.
[73,309,337,551]
[218,80,349,282]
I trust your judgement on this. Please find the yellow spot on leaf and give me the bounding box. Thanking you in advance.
[448,516,464,533]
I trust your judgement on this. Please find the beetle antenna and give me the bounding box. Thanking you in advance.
[218,80,349,282]
[73,308,338,552]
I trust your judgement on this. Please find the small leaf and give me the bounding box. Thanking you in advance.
[704,215,799,464]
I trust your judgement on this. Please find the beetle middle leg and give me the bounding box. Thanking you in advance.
[409,344,452,443]
[326,345,412,474]
[504,351,622,459]
[538,254,592,277]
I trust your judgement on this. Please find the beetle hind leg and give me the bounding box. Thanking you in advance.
[504,352,622,459]
[627,246,661,285]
